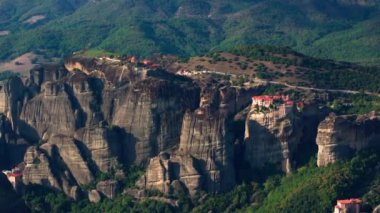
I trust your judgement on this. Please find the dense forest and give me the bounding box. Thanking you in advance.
[0,0,379,64]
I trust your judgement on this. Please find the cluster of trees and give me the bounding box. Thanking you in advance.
[21,148,380,213]
[1,0,379,64]
[193,149,380,213]
[0,70,20,81]
[305,66,380,93]
[328,93,380,115]
[22,185,176,213]
[231,45,298,67]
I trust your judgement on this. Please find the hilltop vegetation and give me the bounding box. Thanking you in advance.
[0,0,379,64]
[178,45,380,93]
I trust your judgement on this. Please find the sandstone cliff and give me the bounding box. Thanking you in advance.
[0,56,340,200]
[244,102,302,173]
[0,77,25,129]
[138,78,264,195]
[17,58,203,197]
[137,152,202,196]
[316,113,380,167]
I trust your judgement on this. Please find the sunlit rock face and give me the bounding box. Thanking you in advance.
[243,96,303,173]
[316,112,380,167]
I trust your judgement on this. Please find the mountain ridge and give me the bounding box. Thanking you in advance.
[0,0,379,65]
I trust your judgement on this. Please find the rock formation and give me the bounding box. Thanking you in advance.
[244,97,302,173]
[1,55,356,200]
[138,79,264,195]
[19,81,81,142]
[0,77,25,129]
[23,146,62,191]
[111,77,200,165]
[96,180,118,199]
[137,152,202,196]
[88,190,101,203]
[316,113,380,167]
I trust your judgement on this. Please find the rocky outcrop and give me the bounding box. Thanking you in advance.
[0,77,25,129]
[88,190,101,203]
[111,75,200,165]
[23,134,95,197]
[137,153,202,196]
[96,180,118,199]
[22,146,62,191]
[138,80,264,195]
[19,82,82,142]
[47,135,94,185]
[74,127,120,173]
[244,103,302,173]
[1,58,299,200]
[178,110,235,193]
[316,113,380,167]
[29,65,68,87]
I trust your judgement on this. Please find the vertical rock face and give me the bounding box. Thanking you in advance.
[74,127,120,173]
[0,116,11,169]
[23,146,62,191]
[244,102,302,173]
[137,153,202,196]
[68,73,106,127]
[19,82,81,142]
[48,135,94,186]
[22,135,96,197]
[139,80,264,195]
[0,77,25,129]
[112,77,200,165]
[29,65,68,87]
[316,113,380,167]
[178,111,234,193]
[0,57,318,199]
[96,180,118,199]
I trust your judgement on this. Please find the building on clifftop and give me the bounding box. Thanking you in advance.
[334,199,362,213]
[250,95,295,126]
[2,167,23,193]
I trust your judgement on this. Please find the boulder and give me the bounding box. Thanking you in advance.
[70,186,81,200]
[88,190,101,203]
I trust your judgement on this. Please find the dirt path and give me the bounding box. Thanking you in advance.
[254,79,380,97]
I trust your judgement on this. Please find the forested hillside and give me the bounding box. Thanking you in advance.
[0,0,379,64]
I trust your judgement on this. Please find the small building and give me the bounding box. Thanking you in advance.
[250,95,295,127]
[2,167,23,192]
[142,60,153,65]
[297,102,305,111]
[252,95,290,108]
[334,199,362,213]
[128,56,137,64]
[149,64,160,69]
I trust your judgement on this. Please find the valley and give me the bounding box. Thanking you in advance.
[0,0,379,212]
[0,0,379,64]
[0,46,379,212]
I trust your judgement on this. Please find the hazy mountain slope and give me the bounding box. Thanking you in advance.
[0,0,378,64]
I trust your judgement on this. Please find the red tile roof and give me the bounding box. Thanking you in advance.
[338,199,362,205]
[285,101,294,106]
[252,95,290,102]
[8,172,22,177]
[143,60,153,65]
